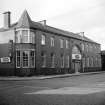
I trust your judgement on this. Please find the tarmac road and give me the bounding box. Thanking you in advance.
[0,72,105,105]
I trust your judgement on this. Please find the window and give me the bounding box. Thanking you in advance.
[16,50,21,67]
[86,44,88,52]
[82,43,84,51]
[15,29,35,44]
[51,53,55,68]
[41,35,45,45]
[66,55,69,68]
[91,57,93,67]
[30,51,35,67]
[66,40,69,49]
[30,31,35,43]
[22,30,29,43]
[86,57,89,67]
[60,39,63,48]
[23,51,29,67]
[51,37,54,47]
[41,52,46,67]
[83,57,86,68]
[16,50,35,68]
[61,54,64,68]
[15,31,21,43]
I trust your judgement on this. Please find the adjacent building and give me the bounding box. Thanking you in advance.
[101,50,105,71]
[0,10,102,76]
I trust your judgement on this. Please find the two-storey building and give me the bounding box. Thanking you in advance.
[0,10,101,76]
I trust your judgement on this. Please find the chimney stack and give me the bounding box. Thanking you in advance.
[3,11,11,28]
[38,20,46,25]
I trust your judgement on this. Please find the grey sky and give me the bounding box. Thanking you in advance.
[0,0,105,49]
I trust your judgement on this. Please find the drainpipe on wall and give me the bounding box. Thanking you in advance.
[78,32,85,73]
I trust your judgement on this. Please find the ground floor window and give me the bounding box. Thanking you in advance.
[23,51,29,67]
[30,51,35,67]
[16,50,35,68]
[66,55,69,68]
[51,53,55,68]
[41,52,46,68]
[16,50,21,67]
[61,54,64,68]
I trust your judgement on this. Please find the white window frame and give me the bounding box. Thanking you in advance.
[41,53,46,68]
[66,40,69,49]
[41,34,46,45]
[30,50,35,68]
[66,55,69,68]
[60,39,63,48]
[16,50,21,68]
[61,54,64,68]
[16,49,35,68]
[51,37,54,47]
[51,53,55,68]
[22,50,29,68]
[15,28,35,44]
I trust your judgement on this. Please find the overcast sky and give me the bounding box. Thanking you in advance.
[0,0,105,50]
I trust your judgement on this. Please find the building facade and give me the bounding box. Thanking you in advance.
[0,10,102,76]
[101,51,105,70]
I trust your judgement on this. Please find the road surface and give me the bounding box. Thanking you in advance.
[0,73,105,105]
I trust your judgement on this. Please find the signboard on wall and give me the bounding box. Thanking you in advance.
[0,57,11,63]
[72,54,81,60]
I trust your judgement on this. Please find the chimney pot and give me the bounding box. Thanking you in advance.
[3,11,11,28]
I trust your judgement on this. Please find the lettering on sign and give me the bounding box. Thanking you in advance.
[0,57,10,63]
[72,54,81,60]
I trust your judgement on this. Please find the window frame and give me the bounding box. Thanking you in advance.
[51,53,55,68]
[15,28,35,44]
[41,34,46,45]
[16,50,21,68]
[41,52,46,68]
[61,54,64,68]
[51,37,54,47]
[66,40,69,49]
[66,55,69,68]
[16,49,35,68]
[60,39,64,48]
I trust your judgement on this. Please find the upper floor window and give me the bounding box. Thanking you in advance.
[22,30,28,43]
[41,34,45,45]
[81,43,84,51]
[66,40,69,49]
[15,29,35,44]
[30,31,35,43]
[15,31,21,43]
[86,44,89,52]
[51,37,54,47]
[60,39,63,48]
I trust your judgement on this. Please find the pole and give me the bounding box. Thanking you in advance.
[81,32,84,73]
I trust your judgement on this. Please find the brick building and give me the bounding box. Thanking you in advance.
[0,10,102,76]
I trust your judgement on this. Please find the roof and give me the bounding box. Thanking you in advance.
[0,10,99,44]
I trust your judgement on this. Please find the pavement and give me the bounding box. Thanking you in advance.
[0,71,105,81]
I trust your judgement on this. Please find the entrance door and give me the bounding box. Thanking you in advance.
[75,62,80,73]
[72,45,82,73]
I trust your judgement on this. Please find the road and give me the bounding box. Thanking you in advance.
[0,73,105,105]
